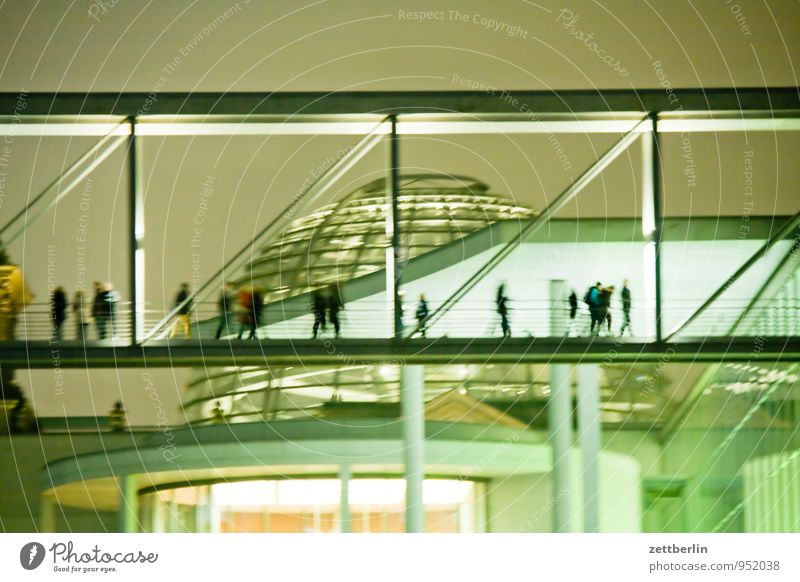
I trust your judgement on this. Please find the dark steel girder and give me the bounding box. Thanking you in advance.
[1,88,799,116]
[1,337,797,368]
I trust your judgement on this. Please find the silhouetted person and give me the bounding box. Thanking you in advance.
[170,283,192,338]
[328,284,344,338]
[215,282,237,339]
[251,287,265,339]
[106,283,120,338]
[416,294,430,338]
[585,282,602,335]
[109,400,126,432]
[496,284,511,337]
[50,287,67,341]
[620,279,632,336]
[568,289,578,334]
[236,287,254,339]
[95,282,119,339]
[311,289,327,339]
[92,281,106,339]
[73,290,89,341]
[599,285,615,335]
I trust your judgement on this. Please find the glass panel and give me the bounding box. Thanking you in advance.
[660,131,800,338]
[140,478,479,533]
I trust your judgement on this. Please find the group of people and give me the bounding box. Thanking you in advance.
[171,281,266,340]
[47,278,633,341]
[490,280,633,338]
[580,279,633,336]
[310,284,344,339]
[573,279,632,337]
[206,281,344,340]
[48,282,119,341]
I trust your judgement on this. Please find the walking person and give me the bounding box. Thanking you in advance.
[568,289,578,335]
[73,290,89,341]
[170,283,192,338]
[92,281,107,339]
[251,287,265,340]
[599,285,615,335]
[215,282,237,339]
[584,282,601,335]
[416,294,430,338]
[310,288,327,339]
[619,279,632,336]
[496,284,511,338]
[327,283,344,339]
[103,282,120,339]
[0,246,34,341]
[50,287,67,341]
[236,287,253,339]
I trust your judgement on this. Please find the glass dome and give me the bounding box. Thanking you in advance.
[236,174,536,303]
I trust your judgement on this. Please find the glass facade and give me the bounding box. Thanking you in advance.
[139,478,483,533]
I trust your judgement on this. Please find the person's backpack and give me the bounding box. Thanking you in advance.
[583,288,593,306]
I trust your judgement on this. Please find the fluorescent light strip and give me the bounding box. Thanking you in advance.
[135,122,389,136]
[0,118,797,136]
[397,120,646,134]
[657,118,800,132]
[0,123,130,136]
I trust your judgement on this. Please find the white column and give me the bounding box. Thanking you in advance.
[208,486,221,533]
[549,279,575,532]
[401,364,425,532]
[339,464,352,533]
[152,493,165,533]
[117,474,138,533]
[548,363,574,532]
[39,495,56,533]
[577,364,601,532]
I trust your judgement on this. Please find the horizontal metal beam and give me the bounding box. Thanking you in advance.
[2,337,798,368]
[1,88,798,116]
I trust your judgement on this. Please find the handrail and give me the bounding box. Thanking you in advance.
[142,116,391,342]
[407,116,650,337]
[728,236,800,335]
[665,209,800,341]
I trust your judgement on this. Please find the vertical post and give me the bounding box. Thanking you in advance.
[387,115,403,338]
[642,113,664,341]
[152,492,165,533]
[577,364,601,532]
[117,474,138,533]
[128,117,144,345]
[339,464,352,533]
[549,280,574,532]
[548,364,573,532]
[208,485,220,533]
[401,364,425,532]
[39,495,56,532]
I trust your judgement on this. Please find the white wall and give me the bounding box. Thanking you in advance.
[486,450,642,532]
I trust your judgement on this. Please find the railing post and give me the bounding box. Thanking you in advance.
[641,113,662,341]
[388,114,404,338]
[128,116,144,345]
[651,113,663,341]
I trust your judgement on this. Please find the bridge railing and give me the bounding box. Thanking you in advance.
[2,297,798,342]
